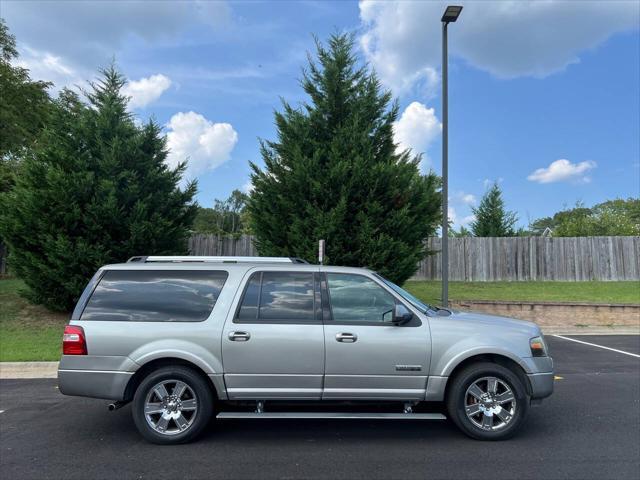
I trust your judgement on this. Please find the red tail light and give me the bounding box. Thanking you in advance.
[63,325,87,355]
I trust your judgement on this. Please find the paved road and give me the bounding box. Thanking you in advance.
[1,335,639,480]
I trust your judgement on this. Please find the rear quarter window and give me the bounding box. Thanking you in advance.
[80,270,228,322]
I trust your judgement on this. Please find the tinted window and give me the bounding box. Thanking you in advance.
[237,273,260,320]
[81,270,228,322]
[236,272,315,322]
[327,273,396,323]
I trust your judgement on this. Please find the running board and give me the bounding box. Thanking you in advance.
[216,412,446,420]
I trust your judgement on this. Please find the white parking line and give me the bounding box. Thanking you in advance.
[553,335,640,358]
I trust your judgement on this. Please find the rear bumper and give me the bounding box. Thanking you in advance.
[58,355,138,400]
[58,369,133,400]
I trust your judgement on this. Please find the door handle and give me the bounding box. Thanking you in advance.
[336,332,357,343]
[229,331,251,342]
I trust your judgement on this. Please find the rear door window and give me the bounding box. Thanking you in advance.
[236,271,316,323]
[80,270,228,322]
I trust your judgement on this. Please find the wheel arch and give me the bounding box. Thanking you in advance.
[123,357,221,402]
[443,353,533,401]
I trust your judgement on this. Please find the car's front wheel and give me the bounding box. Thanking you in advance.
[132,365,214,444]
[446,362,530,440]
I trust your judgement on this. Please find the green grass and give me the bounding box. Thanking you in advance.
[403,280,640,306]
[0,277,638,362]
[0,278,68,361]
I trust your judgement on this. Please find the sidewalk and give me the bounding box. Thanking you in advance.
[0,362,59,379]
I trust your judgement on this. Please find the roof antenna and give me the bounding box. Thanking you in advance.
[318,239,325,265]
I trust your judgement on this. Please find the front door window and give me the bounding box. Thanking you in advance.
[326,273,396,323]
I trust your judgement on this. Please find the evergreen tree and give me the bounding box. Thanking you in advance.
[248,34,441,284]
[470,182,518,237]
[0,19,52,192]
[0,67,197,310]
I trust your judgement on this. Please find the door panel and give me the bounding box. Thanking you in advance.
[323,323,429,399]
[322,273,430,400]
[222,270,324,399]
[223,324,324,399]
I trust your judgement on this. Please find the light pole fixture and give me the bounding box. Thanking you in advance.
[441,5,462,307]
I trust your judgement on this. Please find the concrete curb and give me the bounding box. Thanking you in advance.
[0,362,59,379]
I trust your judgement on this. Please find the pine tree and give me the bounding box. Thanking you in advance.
[248,34,441,284]
[470,182,518,237]
[0,67,197,310]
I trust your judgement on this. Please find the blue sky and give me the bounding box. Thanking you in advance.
[3,0,639,228]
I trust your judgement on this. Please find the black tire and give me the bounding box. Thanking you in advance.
[132,365,214,445]
[446,362,530,440]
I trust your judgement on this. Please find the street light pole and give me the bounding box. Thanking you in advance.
[441,19,449,307]
[440,5,462,308]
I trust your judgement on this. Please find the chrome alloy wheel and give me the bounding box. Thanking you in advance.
[464,376,516,431]
[144,379,198,435]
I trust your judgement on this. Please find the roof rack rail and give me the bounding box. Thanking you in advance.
[126,256,309,264]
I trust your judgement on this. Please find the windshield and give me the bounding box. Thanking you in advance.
[374,274,433,314]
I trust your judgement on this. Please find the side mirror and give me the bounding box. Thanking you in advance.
[393,304,413,325]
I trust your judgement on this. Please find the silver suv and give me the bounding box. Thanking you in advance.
[58,256,553,444]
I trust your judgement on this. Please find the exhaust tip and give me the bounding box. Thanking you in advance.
[108,401,128,411]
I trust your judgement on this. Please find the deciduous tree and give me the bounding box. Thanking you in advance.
[0,20,52,192]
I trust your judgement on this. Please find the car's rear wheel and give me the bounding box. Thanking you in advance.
[446,362,529,440]
[132,366,214,444]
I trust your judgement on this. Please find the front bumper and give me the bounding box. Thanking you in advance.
[522,355,554,399]
[527,371,554,399]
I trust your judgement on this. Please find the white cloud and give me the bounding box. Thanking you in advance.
[359,0,639,94]
[461,214,476,226]
[393,101,442,170]
[3,1,232,90]
[165,112,238,179]
[451,191,476,206]
[3,1,231,69]
[123,74,172,109]
[527,159,597,184]
[15,46,82,91]
[242,180,254,194]
[448,206,458,225]
[448,191,477,228]
[448,207,475,229]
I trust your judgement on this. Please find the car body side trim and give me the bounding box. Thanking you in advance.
[226,387,323,400]
[227,388,322,393]
[58,369,135,375]
[323,388,424,395]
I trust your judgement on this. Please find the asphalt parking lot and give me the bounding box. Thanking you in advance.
[1,335,639,480]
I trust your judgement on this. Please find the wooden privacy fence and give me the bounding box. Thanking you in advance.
[188,234,640,281]
[188,234,258,257]
[415,236,640,281]
[2,235,637,281]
